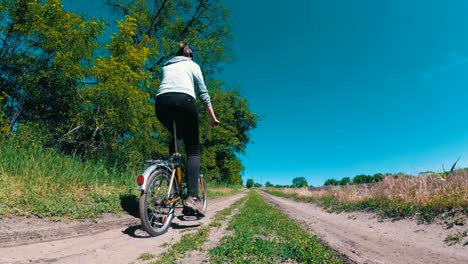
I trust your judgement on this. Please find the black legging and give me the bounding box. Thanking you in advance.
[155,92,200,198]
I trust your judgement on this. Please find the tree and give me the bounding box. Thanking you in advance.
[68,0,257,184]
[292,177,308,188]
[324,179,338,186]
[372,173,384,182]
[352,174,373,184]
[265,181,273,187]
[199,87,257,184]
[339,177,351,186]
[0,0,257,185]
[0,0,103,137]
[246,179,254,188]
[254,182,262,188]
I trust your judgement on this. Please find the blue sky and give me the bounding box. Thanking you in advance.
[64,0,468,186]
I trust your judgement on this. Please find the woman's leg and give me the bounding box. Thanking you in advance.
[178,98,200,199]
[155,93,201,199]
[155,94,183,155]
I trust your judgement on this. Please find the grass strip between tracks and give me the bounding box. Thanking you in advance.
[208,191,343,264]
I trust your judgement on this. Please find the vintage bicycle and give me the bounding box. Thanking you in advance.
[136,122,207,236]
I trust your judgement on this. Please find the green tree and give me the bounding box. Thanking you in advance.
[67,0,257,182]
[352,174,373,184]
[0,0,103,138]
[63,14,166,164]
[265,181,273,187]
[339,177,351,186]
[324,179,338,186]
[246,179,254,189]
[292,177,308,188]
[1,0,257,186]
[372,173,384,183]
[199,87,257,184]
[254,182,262,188]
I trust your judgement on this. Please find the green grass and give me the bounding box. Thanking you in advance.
[444,230,468,246]
[0,141,242,220]
[0,141,139,220]
[208,182,244,199]
[264,189,465,223]
[209,191,343,264]
[138,253,156,261]
[151,196,247,264]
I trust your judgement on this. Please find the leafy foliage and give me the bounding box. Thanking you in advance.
[324,173,385,186]
[0,0,257,184]
[292,177,308,188]
[245,179,254,188]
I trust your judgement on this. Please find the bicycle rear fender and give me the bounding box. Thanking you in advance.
[139,163,171,193]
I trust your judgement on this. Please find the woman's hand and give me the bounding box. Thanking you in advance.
[207,105,220,127]
[211,118,220,127]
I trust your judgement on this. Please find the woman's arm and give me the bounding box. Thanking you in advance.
[192,63,220,127]
[207,105,220,127]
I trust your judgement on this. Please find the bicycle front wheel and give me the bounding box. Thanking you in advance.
[139,169,175,236]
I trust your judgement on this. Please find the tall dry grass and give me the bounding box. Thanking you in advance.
[281,170,468,210]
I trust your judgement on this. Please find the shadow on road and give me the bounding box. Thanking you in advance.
[121,225,150,238]
[120,193,140,218]
[121,221,201,238]
[171,222,201,229]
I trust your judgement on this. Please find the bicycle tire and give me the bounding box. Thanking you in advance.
[139,169,175,236]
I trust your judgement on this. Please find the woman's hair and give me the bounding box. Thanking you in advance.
[176,41,193,58]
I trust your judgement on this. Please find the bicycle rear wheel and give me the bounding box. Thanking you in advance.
[139,169,175,236]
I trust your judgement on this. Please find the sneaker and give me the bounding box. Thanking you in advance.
[184,196,205,217]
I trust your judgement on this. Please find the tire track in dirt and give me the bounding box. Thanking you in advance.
[260,191,468,264]
[0,193,245,264]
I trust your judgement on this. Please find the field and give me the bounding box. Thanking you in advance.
[265,171,468,222]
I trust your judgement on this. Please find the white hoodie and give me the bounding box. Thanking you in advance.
[156,56,211,107]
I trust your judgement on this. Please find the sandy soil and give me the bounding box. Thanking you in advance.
[0,193,245,264]
[260,191,468,264]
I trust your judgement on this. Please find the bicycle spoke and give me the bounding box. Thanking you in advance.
[139,169,175,236]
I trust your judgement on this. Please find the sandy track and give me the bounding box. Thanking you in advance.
[0,193,245,264]
[260,191,468,264]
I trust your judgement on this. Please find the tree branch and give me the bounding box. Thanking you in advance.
[62,124,83,138]
[105,0,130,16]
[147,0,169,37]
[147,0,206,71]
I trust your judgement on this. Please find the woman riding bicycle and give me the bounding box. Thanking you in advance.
[155,42,219,217]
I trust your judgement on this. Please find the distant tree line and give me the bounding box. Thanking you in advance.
[261,174,386,188]
[324,173,384,186]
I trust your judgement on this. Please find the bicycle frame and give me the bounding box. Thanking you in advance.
[137,121,183,196]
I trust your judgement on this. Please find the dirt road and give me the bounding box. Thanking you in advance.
[260,191,468,264]
[0,193,245,264]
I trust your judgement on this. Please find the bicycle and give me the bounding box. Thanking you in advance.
[136,121,207,236]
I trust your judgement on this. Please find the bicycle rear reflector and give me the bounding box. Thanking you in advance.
[136,175,145,185]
